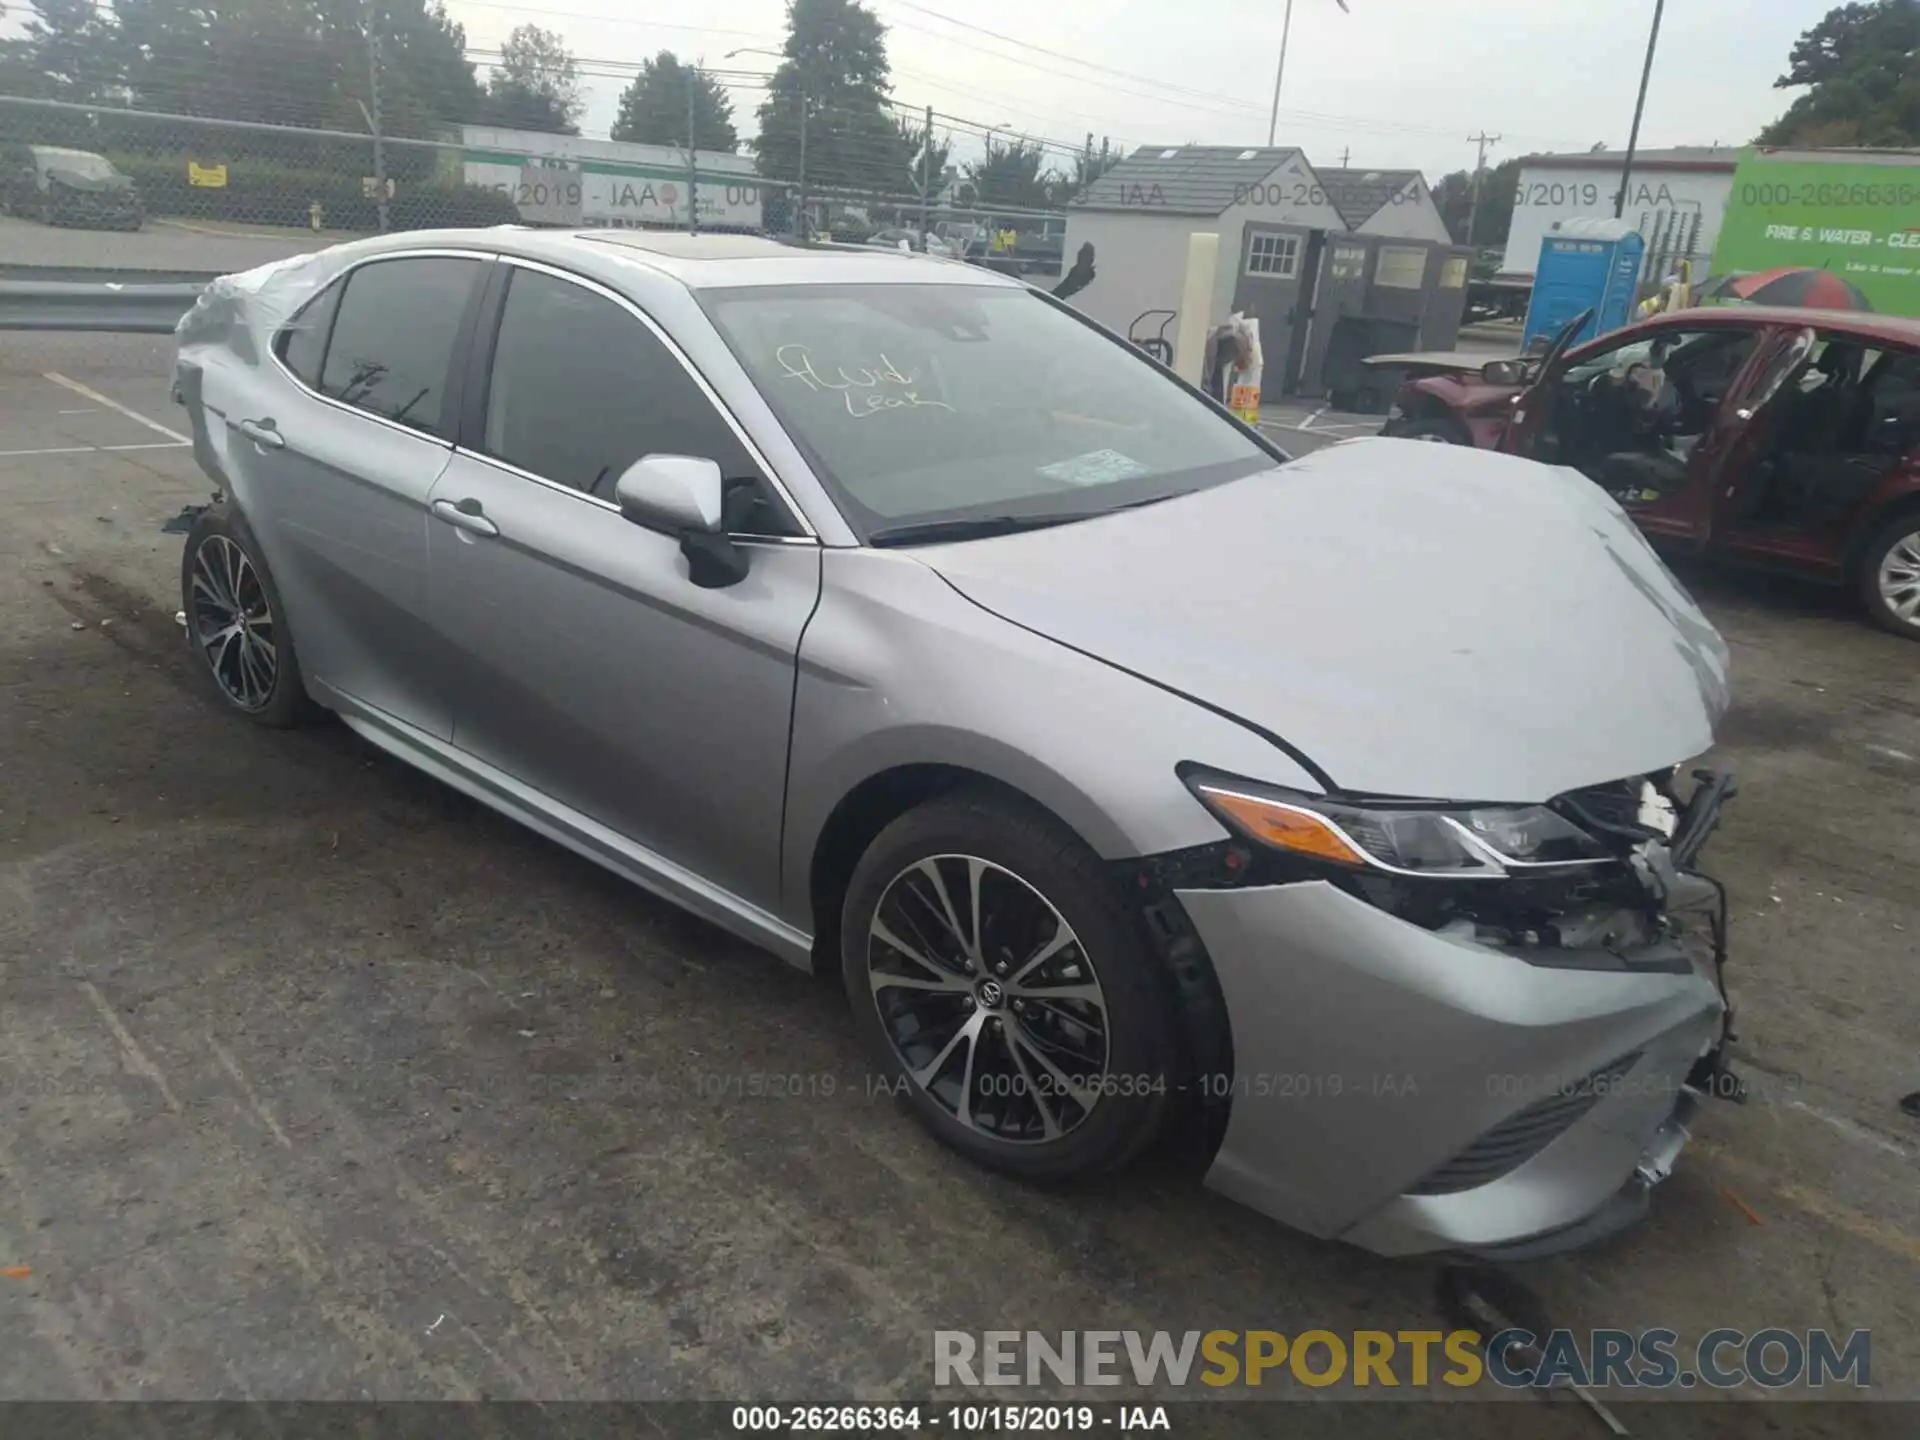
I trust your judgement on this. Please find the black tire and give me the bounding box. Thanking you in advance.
[180,501,322,725]
[1855,513,1920,640]
[1396,416,1474,446]
[841,789,1179,1182]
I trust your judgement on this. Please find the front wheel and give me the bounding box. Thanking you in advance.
[841,791,1180,1181]
[1858,515,1920,639]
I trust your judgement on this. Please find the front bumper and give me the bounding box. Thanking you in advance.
[1177,878,1726,1258]
[50,191,142,227]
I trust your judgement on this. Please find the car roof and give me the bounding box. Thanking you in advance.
[1635,304,1920,348]
[359,226,1021,292]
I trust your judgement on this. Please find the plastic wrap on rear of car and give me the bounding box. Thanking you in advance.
[174,250,336,368]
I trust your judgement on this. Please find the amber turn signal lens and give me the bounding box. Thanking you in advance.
[1196,787,1370,867]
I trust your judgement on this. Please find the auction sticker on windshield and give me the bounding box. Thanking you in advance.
[1038,450,1151,486]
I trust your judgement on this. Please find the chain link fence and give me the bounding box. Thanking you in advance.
[0,92,1068,279]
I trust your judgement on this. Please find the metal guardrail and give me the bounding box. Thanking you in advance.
[0,269,216,333]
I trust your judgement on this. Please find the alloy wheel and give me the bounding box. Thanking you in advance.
[1878,530,1920,627]
[867,855,1110,1144]
[189,534,279,710]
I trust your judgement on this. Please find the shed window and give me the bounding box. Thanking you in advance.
[1376,245,1428,289]
[1245,231,1300,278]
[1439,255,1470,289]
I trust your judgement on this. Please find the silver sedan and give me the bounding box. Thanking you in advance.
[172,229,1740,1258]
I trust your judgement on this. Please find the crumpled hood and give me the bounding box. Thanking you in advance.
[916,438,1730,803]
[48,169,135,193]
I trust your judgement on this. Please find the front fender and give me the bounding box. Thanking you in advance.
[779,549,1324,928]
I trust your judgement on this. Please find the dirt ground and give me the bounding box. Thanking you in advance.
[0,333,1916,1434]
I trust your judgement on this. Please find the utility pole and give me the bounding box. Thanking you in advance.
[1339,146,1351,167]
[365,18,389,233]
[917,104,934,238]
[795,97,808,240]
[686,64,699,236]
[1616,0,1666,218]
[1465,130,1500,247]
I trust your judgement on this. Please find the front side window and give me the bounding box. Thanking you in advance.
[319,256,481,434]
[700,282,1276,538]
[481,268,792,534]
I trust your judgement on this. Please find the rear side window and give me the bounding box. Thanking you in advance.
[319,257,481,434]
[481,267,793,533]
[274,281,342,388]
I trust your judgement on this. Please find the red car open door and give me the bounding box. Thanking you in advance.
[1503,315,1791,550]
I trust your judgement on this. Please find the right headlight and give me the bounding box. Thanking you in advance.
[1186,774,1611,877]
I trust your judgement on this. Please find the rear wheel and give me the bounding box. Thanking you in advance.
[1859,516,1920,639]
[841,791,1179,1181]
[181,503,321,725]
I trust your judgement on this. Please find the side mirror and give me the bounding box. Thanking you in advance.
[612,454,749,589]
[1482,359,1528,386]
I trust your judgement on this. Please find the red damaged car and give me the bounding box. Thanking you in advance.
[1381,306,1920,638]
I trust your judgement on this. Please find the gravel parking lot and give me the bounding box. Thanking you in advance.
[1,330,1916,1432]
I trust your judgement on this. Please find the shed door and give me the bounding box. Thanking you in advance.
[1231,224,1313,394]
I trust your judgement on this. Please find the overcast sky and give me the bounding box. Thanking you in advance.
[447,0,1829,177]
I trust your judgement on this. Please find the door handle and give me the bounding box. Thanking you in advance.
[236,418,284,449]
[431,497,499,538]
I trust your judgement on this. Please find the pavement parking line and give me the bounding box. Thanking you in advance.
[43,372,191,444]
[0,442,189,458]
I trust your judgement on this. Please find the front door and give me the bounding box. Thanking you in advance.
[427,261,820,914]
[225,252,487,738]
[1507,319,1771,545]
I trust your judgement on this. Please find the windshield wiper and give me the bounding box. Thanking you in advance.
[866,512,1087,547]
[866,491,1193,548]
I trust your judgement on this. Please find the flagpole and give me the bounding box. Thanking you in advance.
[1266,0,1295,148]
[1267,0,1348,148]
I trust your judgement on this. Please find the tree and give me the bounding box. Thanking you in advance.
[1432,156,1521,248]
[481,23,582,135]
[1046,138,1123,206]
[612,52,738,150]
[755,0,907,192]
[103,0,478,135]
[1757,0,1919,147]
[894,113,949,199]
[0,0,114,100]
[963,136,1056,211]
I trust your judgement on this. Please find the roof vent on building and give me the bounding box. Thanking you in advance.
[1237,149,1258,160]
[1160,148,1180,159]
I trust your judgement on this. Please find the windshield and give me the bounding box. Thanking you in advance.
[37,149,119,181]
[700,282,1279,538]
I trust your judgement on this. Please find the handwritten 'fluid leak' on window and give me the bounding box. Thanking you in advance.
[775,344,957,419]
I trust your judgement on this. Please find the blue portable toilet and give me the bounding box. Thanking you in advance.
[1522,218,1646,349]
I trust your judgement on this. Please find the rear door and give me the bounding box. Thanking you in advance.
[1715,332,1913,570]
[426,259,821,914]
[236,251,490,737]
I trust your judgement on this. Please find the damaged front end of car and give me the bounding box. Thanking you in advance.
[1123,761,1744,1257]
